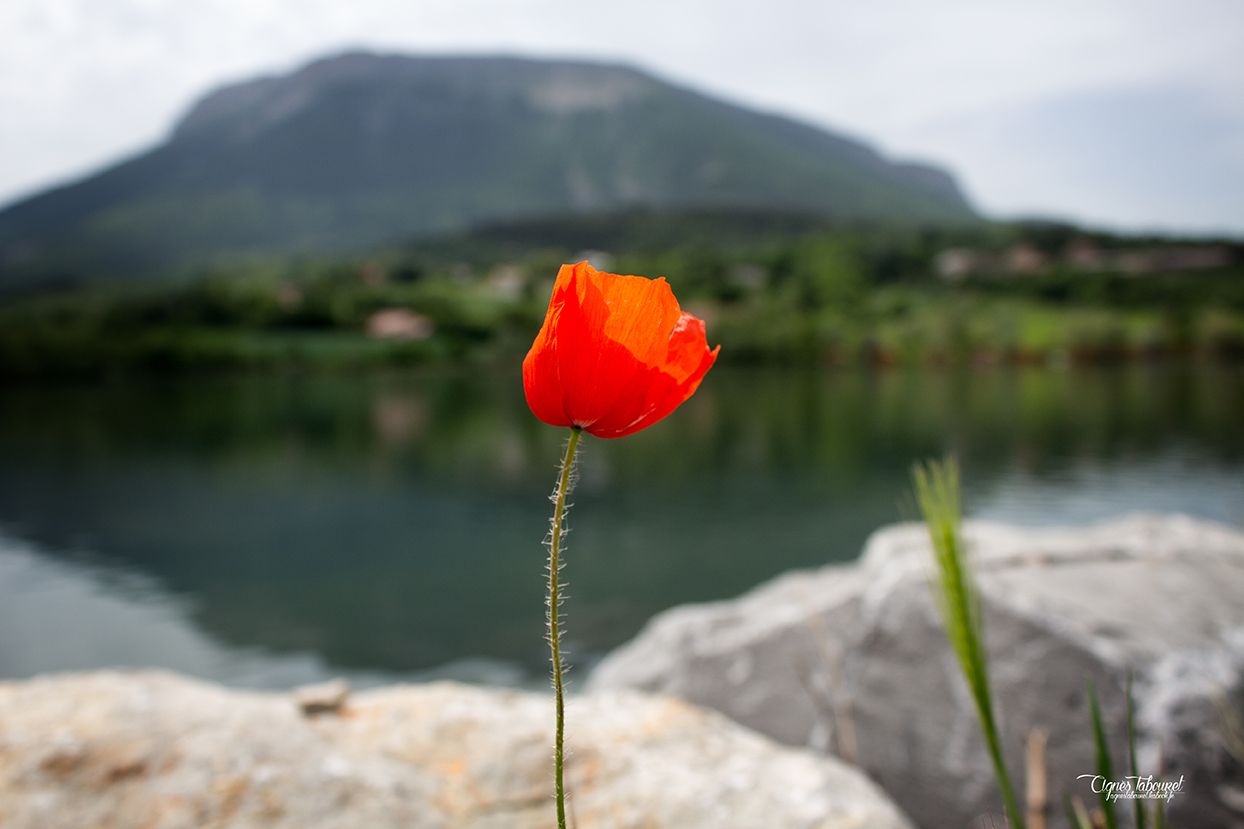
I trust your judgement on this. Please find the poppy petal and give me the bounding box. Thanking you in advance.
[521,269,576,428]
[523,261,718,439]
[588,313,719,439]
[554,263,679,430]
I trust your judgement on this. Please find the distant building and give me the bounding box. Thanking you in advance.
[936,240,1233,283]
[366,309,435,341]
[1004,243,1047,275]
[1065,239,1106,270]
[934,248,983,281]
[1116,246,1233,274]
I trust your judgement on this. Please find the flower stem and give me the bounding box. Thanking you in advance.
[547,426,581,829]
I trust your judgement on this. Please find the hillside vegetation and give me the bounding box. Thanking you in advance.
[1,212,1240,377]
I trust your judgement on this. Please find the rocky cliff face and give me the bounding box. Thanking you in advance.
[0,51,975,281]
[0,671,912,829]
[590,515,1244,829]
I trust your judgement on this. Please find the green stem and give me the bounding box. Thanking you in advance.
[978,695,1025,829]
[547,427,581,829]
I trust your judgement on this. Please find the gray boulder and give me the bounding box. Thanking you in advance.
[589,514,1244,828]
[0,671,912,829]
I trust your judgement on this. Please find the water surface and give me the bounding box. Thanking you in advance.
[1,364,1241,687]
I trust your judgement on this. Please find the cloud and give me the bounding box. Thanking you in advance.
[914,83,1244,232]
[1,0,1242,233]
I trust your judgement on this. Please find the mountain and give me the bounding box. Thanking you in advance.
[0,51,975,281]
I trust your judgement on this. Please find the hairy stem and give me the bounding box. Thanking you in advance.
[547,427,581,829]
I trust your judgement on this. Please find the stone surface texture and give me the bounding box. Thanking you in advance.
[590,514,1244,829]
[0,671,913,829]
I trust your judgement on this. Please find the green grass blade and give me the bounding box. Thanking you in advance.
[1125,672,1146,829]
[912,458,1025,829]
[1088,678,1119,829]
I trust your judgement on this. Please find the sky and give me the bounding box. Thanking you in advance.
[2,0,1242,235]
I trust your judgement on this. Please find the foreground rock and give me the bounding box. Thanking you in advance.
[590,514,1244,829]
[0,671,912,829]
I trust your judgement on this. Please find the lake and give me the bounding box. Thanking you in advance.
[1,364,1241,689]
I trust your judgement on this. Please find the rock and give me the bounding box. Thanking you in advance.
[294,678,350,717]
[0,671,913,829]
[589,514,1244,829]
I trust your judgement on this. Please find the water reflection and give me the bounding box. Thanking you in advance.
[0,532,523,687]
[0,364,1240,687]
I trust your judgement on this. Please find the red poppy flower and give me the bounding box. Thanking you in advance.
[523,261,720,439]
